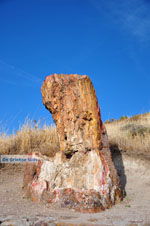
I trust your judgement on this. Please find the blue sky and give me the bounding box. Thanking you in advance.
[0,0,149,133]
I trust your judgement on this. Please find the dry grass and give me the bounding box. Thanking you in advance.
[105,112,150,159]
[0,113,150,160]
[0,120,59,157]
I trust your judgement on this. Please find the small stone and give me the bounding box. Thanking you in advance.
[1,219,29,226]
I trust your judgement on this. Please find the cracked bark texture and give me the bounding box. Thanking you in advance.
[41,74,106,155]
[23,74,122,212]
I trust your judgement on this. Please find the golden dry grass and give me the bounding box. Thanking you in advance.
[0,121,59,157]
[0,113,149,159]
[105,112,150,158]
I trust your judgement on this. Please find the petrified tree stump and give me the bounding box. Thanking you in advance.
[23,74,122,212]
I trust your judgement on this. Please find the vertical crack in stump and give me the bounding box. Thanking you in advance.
[23,74,123,212]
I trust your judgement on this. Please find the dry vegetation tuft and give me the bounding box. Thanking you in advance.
[105,112,150,159]
[0,120,59,158]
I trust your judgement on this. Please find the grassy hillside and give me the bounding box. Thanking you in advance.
[0,121,59,157]
[0,113,150,160]
[105,113,150,159]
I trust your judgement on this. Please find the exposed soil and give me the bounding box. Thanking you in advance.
[0,153,150,226]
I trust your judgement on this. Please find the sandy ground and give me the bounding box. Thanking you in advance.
[0,154,150,226]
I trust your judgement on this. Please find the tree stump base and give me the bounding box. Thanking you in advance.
[23,74,123,212]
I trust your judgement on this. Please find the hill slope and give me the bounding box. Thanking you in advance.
[105,112,150,160]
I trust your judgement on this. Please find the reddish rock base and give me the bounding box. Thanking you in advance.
[23,152,122,213]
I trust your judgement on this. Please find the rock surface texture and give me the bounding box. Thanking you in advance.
[23,74,122,212]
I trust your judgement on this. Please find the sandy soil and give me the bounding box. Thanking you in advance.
[0,154,150,226]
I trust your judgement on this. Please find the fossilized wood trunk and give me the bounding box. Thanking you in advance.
[23,74,122,212]
[41,74,104,155]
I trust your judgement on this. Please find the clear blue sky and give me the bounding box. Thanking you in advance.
[0,0,149,134]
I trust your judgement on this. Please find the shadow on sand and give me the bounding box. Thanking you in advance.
[110,144,127,197]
